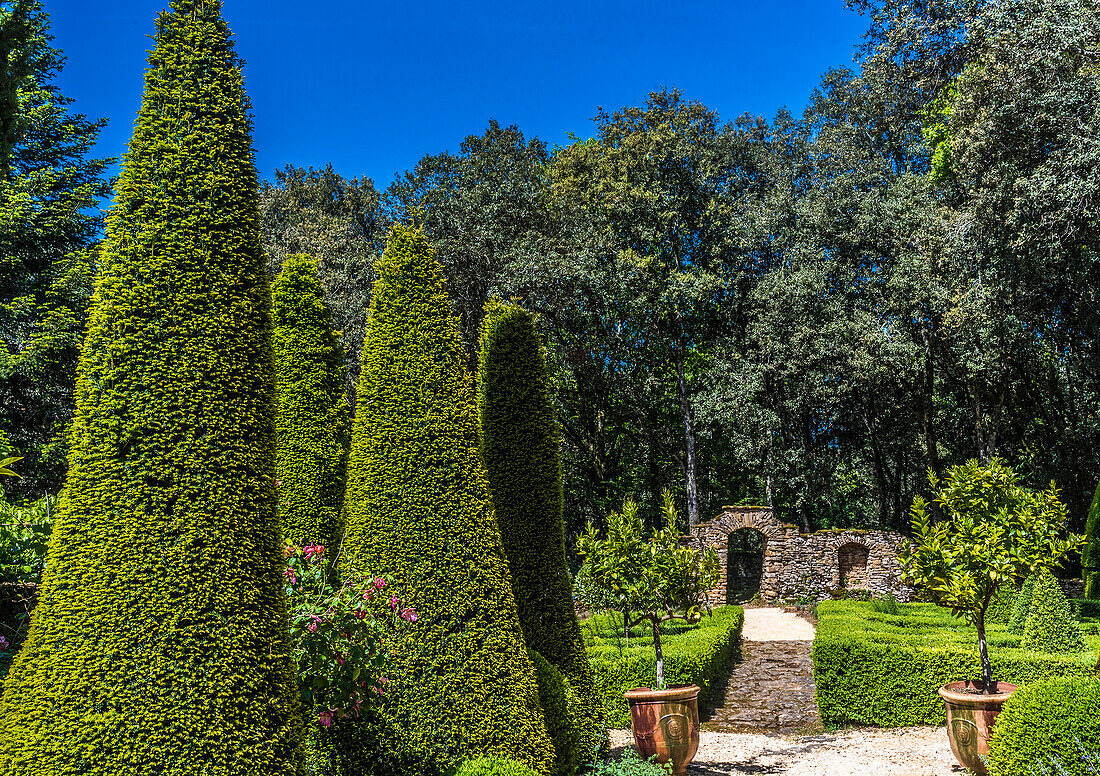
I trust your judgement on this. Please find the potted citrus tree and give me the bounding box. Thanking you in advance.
[577,492,720,775]
[900,458,1083,775]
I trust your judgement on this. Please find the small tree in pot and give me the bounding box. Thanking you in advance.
[899,458,1084,774]
[577,492,719,775]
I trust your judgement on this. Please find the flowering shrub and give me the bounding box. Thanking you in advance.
[284,542,415,728]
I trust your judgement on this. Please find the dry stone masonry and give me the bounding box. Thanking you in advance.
[689,506,912,604]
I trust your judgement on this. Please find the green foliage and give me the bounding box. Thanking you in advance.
[453,758,542,776]
[1070,599,1100,619]
[1022,570,1087,653]
[988,678,1100,776]
[337,224,553,776]
[577,494,721,688]
[900,459,1083,688]
[986,583,1017,626]
[587,749,672,776]
[1008,574,1038,634]
[583,605,743,727]
[0,1,305,772]
[528,649,593,776]
[871,593,900,616]
[272,253,350,549]
[0,493,53,586]
[812,601,1097,727]
[0,0,111,499]
[478,299,603,741]
[1086,480,1100,599]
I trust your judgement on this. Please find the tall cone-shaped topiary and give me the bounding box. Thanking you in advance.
[0,2,305,773]
[1008,573,1037,634]
[273,253,350,549]
[1022,569,1086,653]
[1085,480,1100,599]
[477,300,605,756]
[337,225,554,776]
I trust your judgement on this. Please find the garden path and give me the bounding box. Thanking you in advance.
[610,607,957,774]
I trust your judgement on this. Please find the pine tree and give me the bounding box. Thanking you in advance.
[1022,570,1086,653]
[338,225,554,775]
[273,253,350,549]
[0,2,305,773]
[0,0,111,498]
[477,300,604,752]
[1085,480,1100,599]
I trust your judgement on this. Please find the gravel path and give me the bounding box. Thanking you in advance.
[609,727,958,775]
[611,606,958,773]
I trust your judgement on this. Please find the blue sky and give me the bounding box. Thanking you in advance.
[50,1,868,189]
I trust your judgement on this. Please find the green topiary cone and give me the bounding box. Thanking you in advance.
[477,300,606,758]
[0,2,305,773]
[1085,480,1100,599]
[273,253,350,549]
[1007,573,1037,634]
[1022,569,1087,653]
[337,225,554,776]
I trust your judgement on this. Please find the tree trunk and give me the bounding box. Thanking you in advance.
[921,328,943,477]
[976,616,993,693]
[674,346,700,528]
[652,617,664,690]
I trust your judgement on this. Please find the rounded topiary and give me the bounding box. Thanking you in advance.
[0,1,305,773]
[455,758,542,776]
[477,300,605,747]
[988,678,1100,776]
[1085,480,1100,599]
[986,582,1018,625]
[337,225,553,776]
[1007,573,1037,634]
[273,253,350,549]
[1021,569,1086,653]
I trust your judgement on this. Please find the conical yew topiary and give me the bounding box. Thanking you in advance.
[1085,479,1100,599]
[1022,570,1086,653]
[337,225,554,776]
[477,300,604,753]
[1008,573,1037,634]
[273,253,350,549]
[0,2,305,773]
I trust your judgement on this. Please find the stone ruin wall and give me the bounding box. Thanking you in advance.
[688,505,914,604]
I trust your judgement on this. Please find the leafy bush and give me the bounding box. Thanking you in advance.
[336,224,552,776]
[1071,599,1100,619]
[871,593,899,615]
[986,583,1017,625]
[1022,569,1086,653]
[988,678,1100,776]
[588,749,671,776]
[812,600,1097,726]
[0,495,53,587]
[0,2,306,772]
[1008,574,1037,634]
[478,300,603,748]
[453,758,542,776]
[273,253,350,549]
[584,605,743,727]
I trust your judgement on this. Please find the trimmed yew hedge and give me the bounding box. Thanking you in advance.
[477,300,603,745]
[0,1,305,773]
[272,253,350,549]
[813,600,1098,727]
[337,225,553,776]
[583,606,744,728]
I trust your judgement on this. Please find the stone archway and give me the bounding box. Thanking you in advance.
[726,528,766,603]
[837,542,870,589]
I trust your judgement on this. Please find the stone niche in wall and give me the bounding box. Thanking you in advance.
[688,505,913,604]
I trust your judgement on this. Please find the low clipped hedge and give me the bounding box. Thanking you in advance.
[812,600,1098,727]
[453,757,542,776]
[1070,598,1100,619]
[583,606,743,728]
[988,677,1100,776]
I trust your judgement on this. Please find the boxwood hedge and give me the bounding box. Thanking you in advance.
[813,600,1098,727]
[583,605,743,728]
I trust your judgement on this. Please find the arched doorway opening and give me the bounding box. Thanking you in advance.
[726,528,765,603]
[838,542,870,589]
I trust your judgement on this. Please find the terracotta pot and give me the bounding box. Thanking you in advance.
[623,684,700,775]
[938,680,1016,775]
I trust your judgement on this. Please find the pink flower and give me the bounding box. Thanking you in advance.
[275,479,282,488]
[361,589,373,601]
[306,614,323,633]
[389,595,398,610]
[303,544,324,561]
[0,636,8,651]
[354,606,368,619]
[400,607,417,623]
[283,567,296,585]
[373,577,385,589]
[318,711,334,728]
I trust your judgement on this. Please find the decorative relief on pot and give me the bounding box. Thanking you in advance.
[951,718,979,748]
[660,713,688,743]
